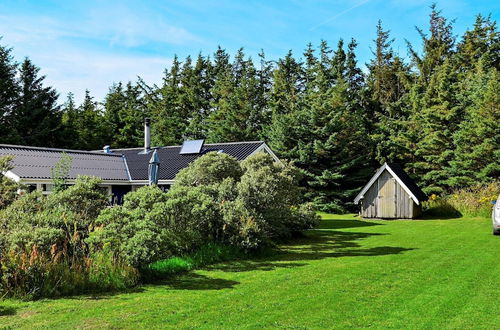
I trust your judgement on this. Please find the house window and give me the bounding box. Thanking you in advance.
[41,184,54,195]
[158,185,170,192]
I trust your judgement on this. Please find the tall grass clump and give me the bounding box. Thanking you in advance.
[0,248,138,300]
[423,181,498,218]
[141,243,245,281]
[448,181,499,218]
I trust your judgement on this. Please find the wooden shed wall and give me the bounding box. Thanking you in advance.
[360,181,378,218]
[360,169,421,219]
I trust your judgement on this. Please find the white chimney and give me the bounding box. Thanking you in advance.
[144,118,151,152]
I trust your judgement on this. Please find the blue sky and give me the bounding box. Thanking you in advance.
[1,0,498,103]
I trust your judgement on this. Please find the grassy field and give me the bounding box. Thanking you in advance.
[1,213,499,329]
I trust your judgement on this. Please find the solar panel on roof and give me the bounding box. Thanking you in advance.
[179,139,204,154]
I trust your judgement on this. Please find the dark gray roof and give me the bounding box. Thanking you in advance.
[0,141,267,182]
[386,163,428,202]
[115,141,265,181]
[0,144,129,181]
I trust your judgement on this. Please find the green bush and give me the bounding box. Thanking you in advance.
[422,198,462,218]
[89,185,174,267]
[447,181,498,218]
[91,152,319,269]
[0,176,108,258]
[174,152,242,187]
[0,155,22,209]
[236,153,320,242]
[0,176,139,299]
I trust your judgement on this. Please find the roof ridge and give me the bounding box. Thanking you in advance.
[109,141,265,151]
[0,144,123,157]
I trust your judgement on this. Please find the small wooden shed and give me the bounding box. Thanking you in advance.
[354,163,428,219]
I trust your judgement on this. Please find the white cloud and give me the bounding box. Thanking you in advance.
[38,50,172,103]
[0,4,200,103]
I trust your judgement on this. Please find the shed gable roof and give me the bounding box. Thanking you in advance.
[354,163,428,205]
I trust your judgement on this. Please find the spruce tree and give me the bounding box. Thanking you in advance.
[457,14,499,71]
[303,40,372,212]
[73,90,106,150]
[367,21,414,163]
[267,50,305,160]
[60,92,79,148]
[207,48,263,142]
[104,82,145,148]
[184,53,213,139]
[11,58,61,147]
[143,56,187,146]
[404,5,460,194]
[448,65,499,186]
[0,41,18,143]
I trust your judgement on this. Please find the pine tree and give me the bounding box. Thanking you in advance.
[367,21,414,163]
[207,48,262,142]
[11,58,61,147]
[73,90,106,150]
[104,82,146,148]
[142,56,187,146]
[184,53,213,139]
[448,65,499,186]
[0,40,18,143]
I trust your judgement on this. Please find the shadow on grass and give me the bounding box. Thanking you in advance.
[419,213,463,220]
[319,219,384,230]
[159,273,239,290]
[57,286,147,301]
[0,305,17,316]
[209,226,415,273]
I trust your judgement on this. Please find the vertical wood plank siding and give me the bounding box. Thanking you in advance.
[360,169,422,219]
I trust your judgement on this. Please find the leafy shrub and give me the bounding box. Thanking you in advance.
[51,152,72,193]
[91,180,231,267]
[422,198,461,218]
[236,153,320,243]
[0,176,138,299]
[91,152,319,268]
[0,176,108,258]
[0,155,22,209]
[89,185,173,267]
[174,152,242,187]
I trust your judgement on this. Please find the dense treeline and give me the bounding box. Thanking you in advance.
[0,5,498,211]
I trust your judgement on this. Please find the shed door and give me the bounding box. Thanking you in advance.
[378,171,397,218]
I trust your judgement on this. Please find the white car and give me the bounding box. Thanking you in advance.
[493,194,500,235]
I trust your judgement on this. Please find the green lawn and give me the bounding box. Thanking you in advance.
[2,214,499,329]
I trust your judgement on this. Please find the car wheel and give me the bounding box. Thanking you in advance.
[494,229,500,236]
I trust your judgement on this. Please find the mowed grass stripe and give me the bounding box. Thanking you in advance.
[1,214,499,329]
